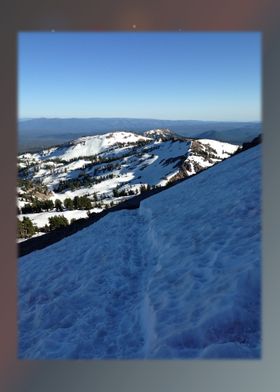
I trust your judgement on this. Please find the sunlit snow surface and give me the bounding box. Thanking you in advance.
[35,132,151,161]
[18,146,261,359]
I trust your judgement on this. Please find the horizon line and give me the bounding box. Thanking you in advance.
[18,116,261,123]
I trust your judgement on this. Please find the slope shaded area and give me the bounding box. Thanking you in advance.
[18,146,261,359]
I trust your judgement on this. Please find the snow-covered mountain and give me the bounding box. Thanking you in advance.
[38,132,150,162]
[18,144,261,359]
[17,131,240,237]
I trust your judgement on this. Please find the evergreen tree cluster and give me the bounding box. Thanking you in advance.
[19,194,95,216]
[55,172,115,192]
[112,184,153,198]
[63,198,74,210]
[113,188,137,197]
[17,217,38,239]
[72,195,92,210]
[50,158,68,165]
[55,173,94,192]
[94,162,121,175]
[48,215,69,230]
[55,199,63,211]
[21,199,55,214]
[140,184,151,193]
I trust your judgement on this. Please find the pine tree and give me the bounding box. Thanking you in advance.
[64,198,74,210]
[55,199,63,212]
[80,196,92,210]
[140,184,147,194]
[44,199,54,211]
[48,215,69,230]
[73,196,80,209]
[17,217,37,239]
[113,189,119,197]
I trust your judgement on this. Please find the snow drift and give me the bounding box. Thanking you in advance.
[18,145,261,359]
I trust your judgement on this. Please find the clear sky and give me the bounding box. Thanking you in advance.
[18,32,261,121]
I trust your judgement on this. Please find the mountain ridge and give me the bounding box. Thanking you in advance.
[17,130,241,242]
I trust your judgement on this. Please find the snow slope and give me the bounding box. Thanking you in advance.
[37,132,150,162]
[18,146,261,359]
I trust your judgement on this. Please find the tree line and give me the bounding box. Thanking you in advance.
[54,172,115,192]
[20,195,94,214]
[17,215,70,239]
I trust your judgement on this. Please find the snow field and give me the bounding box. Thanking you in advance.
[18,145,261,359]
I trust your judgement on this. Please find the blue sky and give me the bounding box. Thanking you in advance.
[18,32,261,121]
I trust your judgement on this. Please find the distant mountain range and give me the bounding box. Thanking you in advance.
[18,118,261,153]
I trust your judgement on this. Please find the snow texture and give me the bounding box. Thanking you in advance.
[18,145,261,359]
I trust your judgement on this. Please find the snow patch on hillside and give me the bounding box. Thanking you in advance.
[198,139,239,157]
[184,139,239,176]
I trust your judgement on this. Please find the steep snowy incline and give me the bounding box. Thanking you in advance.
[18,145,261,359]
[137,145,261,358]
